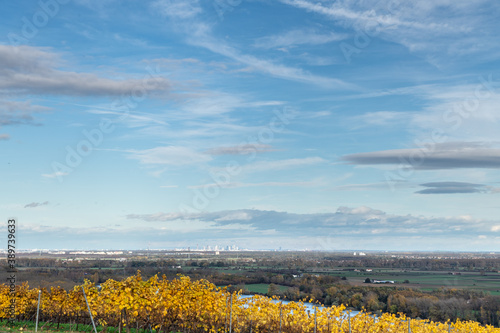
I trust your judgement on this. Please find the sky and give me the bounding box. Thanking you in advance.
[1,0,500,251]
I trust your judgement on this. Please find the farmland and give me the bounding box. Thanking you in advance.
[1,272,500,333]
[319,268,500,295]
[2,250,500,327]
[4,250,500,296]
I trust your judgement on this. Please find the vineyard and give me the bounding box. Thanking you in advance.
[1,272,499,333]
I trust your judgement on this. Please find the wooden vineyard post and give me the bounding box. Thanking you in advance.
[314,306,317,333]
[119,309,123,333]
[225,295,228,333]
[279,303,282,333]
[35,290,41,332]
[229,293,233,333]
[81,286,97,333]
[348,311,351,333]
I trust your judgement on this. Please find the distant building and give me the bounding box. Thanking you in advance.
[372,280,395,284]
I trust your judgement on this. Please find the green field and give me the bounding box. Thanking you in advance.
[244,283,289,294]
[212,264,500,296]
[324,268,500,295]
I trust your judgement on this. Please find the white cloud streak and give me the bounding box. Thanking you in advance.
[24,201,49,208]
[242,157,326,173]
[280,0,497,64]
[128,146,211,166]
[206,144,276,156]
[188,180,319,189]
[254,29,347,49]
[151,1,354,89]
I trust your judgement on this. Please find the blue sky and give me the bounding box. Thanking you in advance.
[2,0,500,251]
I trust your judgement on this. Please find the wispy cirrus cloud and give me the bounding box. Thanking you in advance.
[150,1,354,89]
[280,0,452,32]
[42,171,69,179]
[128,146,211,166]
[206,144,276,156]
[280,0,498,65]
[411,83,500,143]
[87,108,168,127]
[24,201,49,208]
[332,181,407,191]
[254,29,347,49]
[193,35,354,89]
[178,92,244,116]
[188,180,320,189]
[350,111,414,128]
[242,157,326,173]
[152,0,202,19]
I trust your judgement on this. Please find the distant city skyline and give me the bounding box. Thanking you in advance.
[2,1,500,251]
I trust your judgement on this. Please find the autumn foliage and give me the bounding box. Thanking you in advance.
[1,272,499,332]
